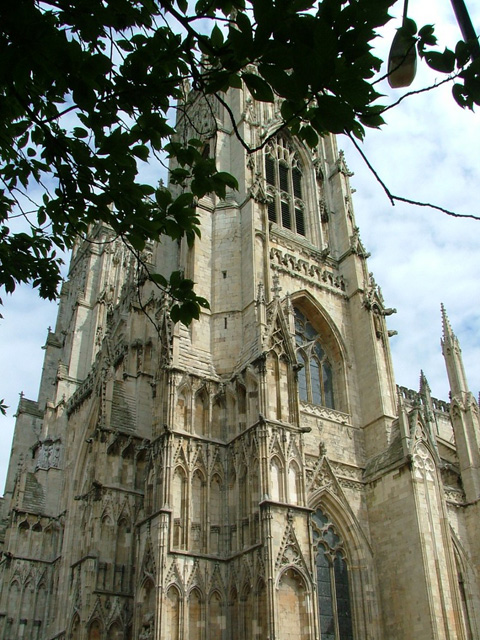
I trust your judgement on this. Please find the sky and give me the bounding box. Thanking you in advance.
[1,1,479,491]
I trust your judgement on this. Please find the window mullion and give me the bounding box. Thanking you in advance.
[330,560,341,640]
[288,165,295,232]
[319,359,326,407]
[305,355,313,404]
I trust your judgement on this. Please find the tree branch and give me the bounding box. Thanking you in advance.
[347,133,480,221]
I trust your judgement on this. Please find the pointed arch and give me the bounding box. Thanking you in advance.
[291,293,349,413]
[270,455,285,502]
[265,135,307,237]
[188,587,204,640]
[87,618,103,640]
[308,482,382,640]
[137,577,155,638]
[226,389,237,436]
[288,460,302,505]
[100,513,115,587]
[277,568,310,640]
[176,382,191,431]
[237,381,247,431]
[240,582,253,639]
[165,585,181,640]
[208,590,224,640]
[194,388,209,436]
[115,516,132,592]
[106,620,123,639]
[120,440,135,486]
[135,447,149,491]
[70,613,81,640]
[21,579,34,625]
[244,367,259,425]
[210,473,223,554]
[312,506,353,640]
[309,484,373,567]
[7,580,21,637]
[254,578,267,639]
[211,392,224,440]
[35,581,48,627]
[267,350,282,420]
[172,466,187,549]
[145,465,155,516]
[191,468,206,552]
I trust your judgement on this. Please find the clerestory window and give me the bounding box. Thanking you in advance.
[295,308,334,409]
[312,508,354,640]
[265,137,306,236]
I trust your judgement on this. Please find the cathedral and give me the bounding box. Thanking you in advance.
[0,83,479,640]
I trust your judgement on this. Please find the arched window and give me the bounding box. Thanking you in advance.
[295,308,334,408]
[312,508,353,640]
[191,470,206,552]
[172,467,187,549]
[265,137,306,236]
[278,568,310,640]
[166,586,181,640]
[87,619,103,640]
[189,588,203,640]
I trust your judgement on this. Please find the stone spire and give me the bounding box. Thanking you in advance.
[441,305,480,501]
[441,303,469,397]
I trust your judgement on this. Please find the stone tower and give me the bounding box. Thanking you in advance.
[0,85,479,640]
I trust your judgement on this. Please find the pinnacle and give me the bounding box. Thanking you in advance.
[441,303,454,342]
[419,370,430,394]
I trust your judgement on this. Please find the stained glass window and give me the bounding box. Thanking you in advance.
[312,508,354,640]
[264,138,306,236]
[295,308,334,408]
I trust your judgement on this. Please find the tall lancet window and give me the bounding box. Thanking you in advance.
[295,308,334,408]
[265,137,306,236]
[312,508,354,640]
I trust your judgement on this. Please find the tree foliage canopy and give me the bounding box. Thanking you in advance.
[0,0,479,324]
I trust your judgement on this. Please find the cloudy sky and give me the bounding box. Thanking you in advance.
[1,2,479,490]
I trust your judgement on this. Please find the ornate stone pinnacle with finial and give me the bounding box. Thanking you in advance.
[440,303,454,342]
[419,370,431,394]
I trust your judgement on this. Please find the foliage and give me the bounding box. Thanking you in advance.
[0,399,8,416]
[0,0,478,324]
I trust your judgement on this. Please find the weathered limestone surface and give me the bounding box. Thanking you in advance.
[0,86,479,640]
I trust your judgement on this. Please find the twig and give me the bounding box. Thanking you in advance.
[347,133,480,221]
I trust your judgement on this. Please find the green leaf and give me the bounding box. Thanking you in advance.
[455,40,471,68]
[452,82,471,109]
[211,25,224,48]
[418,24,435,39]
[117,39,134,52]
[150,272,168,287]
[128,234,146,251]
[215,172,238,190]
[242,72,274,102]
[73,127,89,138]
[299,125,319,148]
[177,0,188,13]
[424,49,456,73]
[132,145,150,160]
[312,95,354,134]
[402,18,417,36]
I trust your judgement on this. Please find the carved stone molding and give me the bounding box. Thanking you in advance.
[270,247,346,294]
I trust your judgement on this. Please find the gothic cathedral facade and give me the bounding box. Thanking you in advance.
[0,85,479,640]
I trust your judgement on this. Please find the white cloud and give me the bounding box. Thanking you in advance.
[340,2,480,401]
